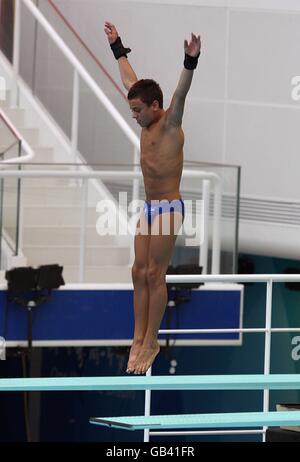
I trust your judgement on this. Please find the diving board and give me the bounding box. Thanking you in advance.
[0,374,300,391]
[89,411,300,431]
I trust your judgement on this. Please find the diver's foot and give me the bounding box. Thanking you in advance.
[126,339,143,373]
[134,342,160,375]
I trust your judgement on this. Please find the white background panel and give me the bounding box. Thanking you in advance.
[226,103,300,199]
[228,9,300,104]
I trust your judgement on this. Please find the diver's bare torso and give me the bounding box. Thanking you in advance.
[140,112,184,202]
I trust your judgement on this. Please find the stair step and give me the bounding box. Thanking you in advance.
[7,226,127,246]
[22,147,74,165]
[0,127,19,147]
[0,127,40,145]
[21,163,72,170]
[23,245,131,266]
[4,205,106,226]
[17,127,40,144]
[21,165,80,173]
[62,265,132,283]
[29,146,55,163]
[4,176,82,188]
[4,185,85,206]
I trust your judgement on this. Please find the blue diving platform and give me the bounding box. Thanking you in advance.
[89,411,300,430]
[0,374,300,391]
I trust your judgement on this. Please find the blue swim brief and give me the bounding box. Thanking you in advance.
[143,199,185,226]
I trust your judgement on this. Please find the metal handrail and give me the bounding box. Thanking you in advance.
[47,0,126,101]
[0,167,222,275]
[144,273,300,442]
[0,110,34,257]
[19,0,139,150]
[15,0,141,230]
[0,109,34,163]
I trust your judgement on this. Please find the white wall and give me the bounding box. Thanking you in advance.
[52,0,300,200]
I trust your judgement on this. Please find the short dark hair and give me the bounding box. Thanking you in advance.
[128,79,163,108]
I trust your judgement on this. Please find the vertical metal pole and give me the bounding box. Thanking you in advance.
[262,278,273,442]
[28,347,42,442]
[0,177,3,268]
[71,70,79,164]
[130,147,140,265]
[79,178,88,282]
[132,147,140,204]
[211,180,221,274]
[31,0,39,97]
[15,140,22,255]
[12,0,21,106]
[199,180,210,274]
[143,366,152,442]
[233,166,241,274]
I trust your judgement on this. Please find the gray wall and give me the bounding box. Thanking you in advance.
[50,0,300,201]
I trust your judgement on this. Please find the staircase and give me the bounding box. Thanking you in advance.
[1,89,132,283]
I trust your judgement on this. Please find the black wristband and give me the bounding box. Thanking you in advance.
[110,36,131,60]
[184,52,200,70]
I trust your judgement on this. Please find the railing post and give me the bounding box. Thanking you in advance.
[199,180,210,274]
[12,0,21,106]
[71,70,79,163]
[132,147,140,205]
[130,151,140,266]
[211,180,222,274]
[262,278,273,441]
[22,0,140,150]
[79,178,88,282]
[0,176,3,267]
[15,140,23,255]
[144,367,152,442]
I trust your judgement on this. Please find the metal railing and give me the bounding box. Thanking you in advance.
[0,109,34,164]
[47,0,127,101]
[0,167,222,278]
[144,273,300,442]
[14,0,139,156]
[0,109,35,260]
